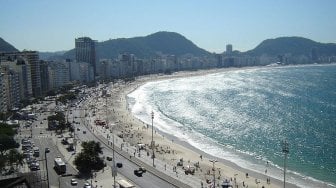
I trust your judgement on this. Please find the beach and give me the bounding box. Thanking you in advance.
[92,68,299,188]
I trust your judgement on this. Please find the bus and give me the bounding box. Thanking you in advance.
[117,179,135,188]
[54,157,66,174]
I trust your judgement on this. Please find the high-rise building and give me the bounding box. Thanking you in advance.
[0,68,6,112]
[226,44,233,55]
[0,65,20,110]
[48,61,70,89]
[75,37,97,79]
[40,60,49,95]
[0,51,41,97]
[1,58,33,100]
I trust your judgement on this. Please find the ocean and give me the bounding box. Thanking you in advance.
[127,64,336,188]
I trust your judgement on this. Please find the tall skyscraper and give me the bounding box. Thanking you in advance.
[75,37,97,79]
[226,44,233,55]
[1,51,41,97]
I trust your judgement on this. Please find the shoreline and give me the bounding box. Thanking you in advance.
[104,65,336,188]
[108,67,300,188]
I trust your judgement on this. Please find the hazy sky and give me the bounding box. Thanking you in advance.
[1,0,335,53]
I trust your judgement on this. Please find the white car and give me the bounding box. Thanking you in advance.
[70,179,78,186]
[83,182,91,188]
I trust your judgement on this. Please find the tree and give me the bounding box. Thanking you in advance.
[0,135,19,156]
[73,141,104,175]
[0,123,19,156]
[48,112,67,133]
[7,149,24,172]
[0,123,20,174]
[0,155,6,173]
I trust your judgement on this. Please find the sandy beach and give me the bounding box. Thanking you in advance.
[91,67,299,188]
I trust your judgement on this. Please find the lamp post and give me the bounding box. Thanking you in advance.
[105,88,116,188]
[282,140,289,188]
[45,148,50,188]
[210,159,218,188]
[151,111,155,167]
[111,126,116,188]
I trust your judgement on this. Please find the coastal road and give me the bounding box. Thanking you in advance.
[73,107,191,188]
[19,101,86,188]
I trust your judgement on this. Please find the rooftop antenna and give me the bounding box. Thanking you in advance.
[282,140,289,188]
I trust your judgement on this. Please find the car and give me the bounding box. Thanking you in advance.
[134,169,143,177]
[116,162,123,168]
[71,179,78,186]
[45,148,50,153]
[77,128,80,131]
[30,162,40,171]
[106,156,112,161]
[83,182,91,188]
[139,167,146,173]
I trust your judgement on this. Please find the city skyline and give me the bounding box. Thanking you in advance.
[1,0,335,53]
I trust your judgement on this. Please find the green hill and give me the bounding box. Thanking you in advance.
[0,38,18,52]
[245,37,336,57]
[64,31,210,59]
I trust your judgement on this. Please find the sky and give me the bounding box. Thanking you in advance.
[1,0,335,53]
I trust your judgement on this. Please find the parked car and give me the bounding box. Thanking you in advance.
[71,179,78,186]
[83,182,91,188]
[106,156,112,161]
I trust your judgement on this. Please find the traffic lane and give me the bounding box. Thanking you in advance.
[104,149,174,188]
[33,137,84,188]
[74,109,178,187]
[76,125,176,188]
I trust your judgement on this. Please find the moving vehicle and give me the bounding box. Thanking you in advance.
[139,167,146,173]
[117,179,135,188]
[54,157,66,174]
[116,162,123,168]
[134,169,143,177]
[134,167,146,177]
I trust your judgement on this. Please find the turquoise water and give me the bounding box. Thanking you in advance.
[128,64,336,187]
